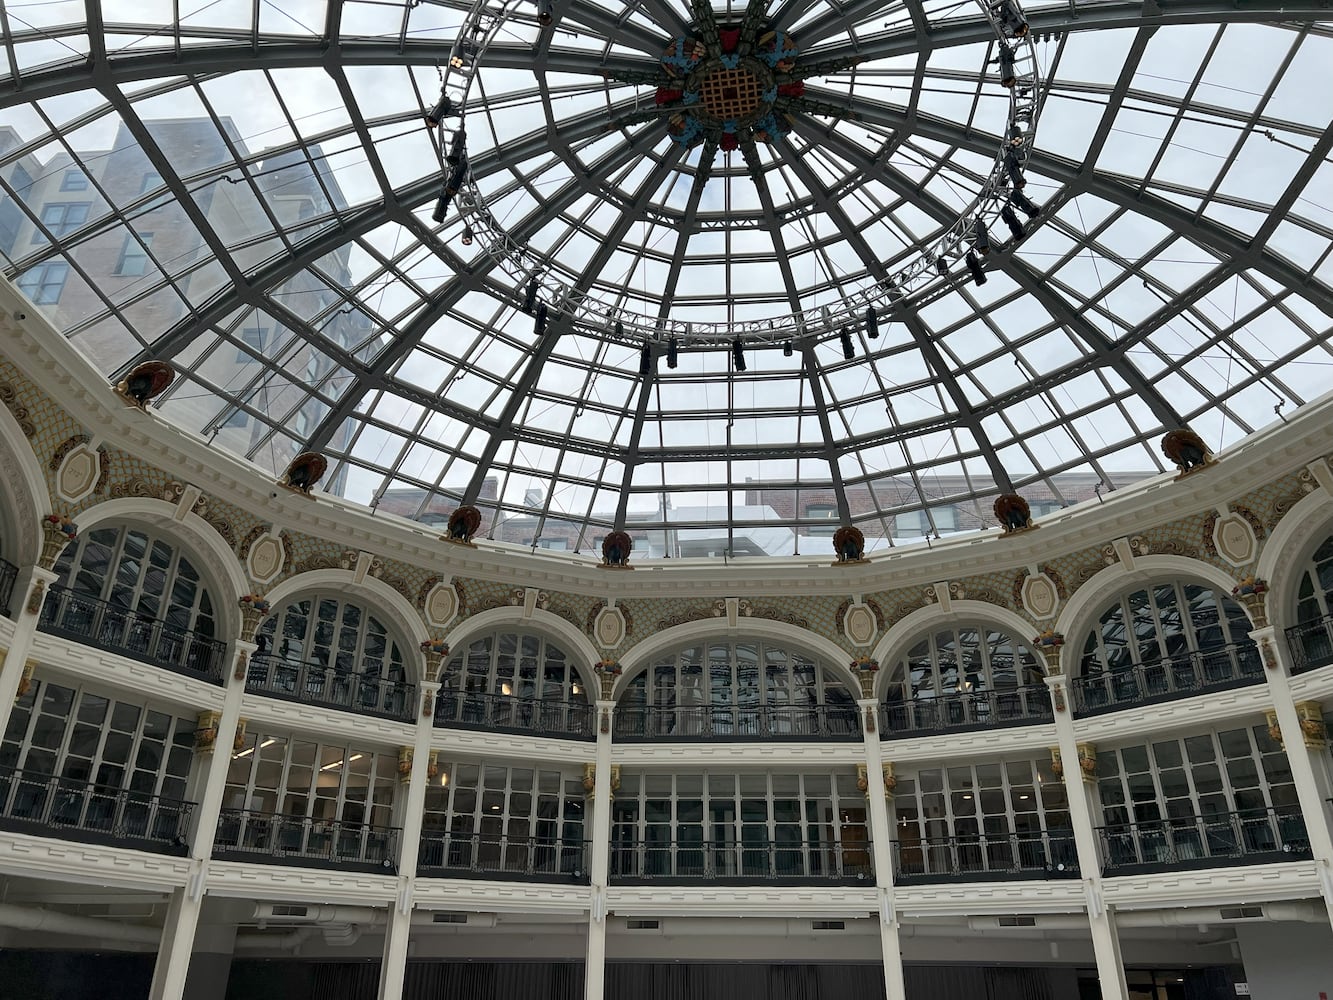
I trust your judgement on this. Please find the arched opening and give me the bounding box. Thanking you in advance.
[1072,579,1261,714]
[250,593,414,720]
[1286,532,1333,673]
[880,622,1047,736]
[435,629,593,740]
[40,524,226,682]
[616,637,858,741]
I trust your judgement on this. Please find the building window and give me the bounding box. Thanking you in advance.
[1,678,195,805]
[236,327,266,362]
[885,624,1043,704]
[1078,581,1254,678]
[223,732,397,836]
[59,170,88,192]
[221,407,249,429]
[537,538,568,551]
[440,630,587,705]
[1292,534,1333,666]
[622,639,855,739]
[420,761,586,875]
[33,201,90,241]
[257,594,405,681]
[609,770,869,879]
[52,525,216,639]
[139,171,161,195]
[894,755,1071,870]
[15,262,68,305]
[114,232,153,276]
[805,503,838,536]
[894,505,959,537]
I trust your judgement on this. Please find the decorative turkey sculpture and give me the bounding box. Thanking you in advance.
[113,360,175,410]
[279,452,327,496]
[1161,428,1213,478]
[994,493,1035,535]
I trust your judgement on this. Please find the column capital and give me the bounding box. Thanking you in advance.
[22,566,58,617]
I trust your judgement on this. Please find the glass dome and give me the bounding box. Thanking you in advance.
[0,1,1328,557]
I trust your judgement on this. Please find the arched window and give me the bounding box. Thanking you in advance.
[251,595,410,717]
[435,631,591,738]
[617,638,857,740]
[41,525,222,677]
[1075,581,1260,711]
[1289,535,1333,671]
[880,624,1046,734]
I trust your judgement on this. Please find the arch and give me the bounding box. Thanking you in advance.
[0,388,48,568]
[1256,488,1333,628]
[615,618,856,700]
[1054,554,1245,675]
[64,496,248,640]
[869,599,1043,700]
[261,568,430,679]
[441,605,601,694]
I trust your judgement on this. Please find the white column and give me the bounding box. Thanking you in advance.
[148,640,250,1000]
[0,565,56,740]
[1045,673,1130,1000]
[377,680,440,1000]
[584,699,614,1000]
[1253,625,1333,929]
[858,699,907,1000]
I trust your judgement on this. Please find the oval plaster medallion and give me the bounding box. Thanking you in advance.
[1212,512,1257,566]
[246,532,286,584]
[424,581,460,628]
[594,605,627,648]
[55,442,101,503]
[843,603,877,647]
[1021,572,1059,620]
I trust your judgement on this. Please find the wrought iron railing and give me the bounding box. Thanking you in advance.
[213,808,400,873]
[1286,614,1333,675]
[608,839,873,883]
[0,766,193,854]
[246,654,415,721]
[0,557,17,617]
[613,703,861,742]
[892,829,1077,883]
[880,685,1051,737]
[1070,643,1262,716]
[417,832,589,883]
[1097,807,1309,874]
[433,689,594,740]
[38,585,227,684]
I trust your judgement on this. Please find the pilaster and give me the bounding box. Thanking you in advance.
[377,681,441,1000]
[584,699,615,1000]
[858,699,906,1000]
[1253,625,1333,930]
[1045,673,1130,1000]
[0,565,57,740]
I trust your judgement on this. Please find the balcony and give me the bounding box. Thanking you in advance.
[1285,614,1333,675]
[608,839,873,885]
[0,767,193,855]
[246,653,416,721]
[1097,808,1309,875]
[613,703,861,742]
[1070,643,1262,716]
[0,556,16,616]
[880,685,1051,738]
[213,807,400,873]
[892,829,1077,884]
[433,689,594,740]
[38,585,227,684]
[418,832,589,883]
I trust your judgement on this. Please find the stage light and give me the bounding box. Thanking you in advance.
[973,219,991,255]
[966,251,987,285]
[667,336,678,369]
[535,301,548,336]
[732,338,746,372]
[1001,204,1025,239]
[865,306,879,339]
[840,328,855,360]
[523,277,539,314]
[997,45,1016,89]
[1010,189,1040,218]
[425,90,454,129]
[639,344,652,376]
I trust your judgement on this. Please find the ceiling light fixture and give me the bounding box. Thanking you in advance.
[1000,204,1025,239]
[461,226,473,246]
[732,338,746,372]
[840,328,855,360]
[667,336,678,369]
[1009,189,1041,218]
[782,341,793,357]
[997,44,1017,88]
[639,343,653,376]
[973,219,991,255]
[522,277,539,314]
[865,307,878,339]
[424,90,454,129]
[966,251,987,285]
[537,0,554,27]
[535,302,549,337]
[935,255,949,277]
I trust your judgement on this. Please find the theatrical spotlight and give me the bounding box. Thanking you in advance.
[840,328,855,360]
[997,45,1016,89]
[782,341,793,357]
[732,338,746,372]
[639,343,653,376]
[523,277,539,314]
[1001,204,1025,239]
[865,306,879,339]
[667,336,678,369]
[966,251,987,286]
[535,301,549,336]
[538,0,554,27]
[425,90,454,129]
[935,255,949,277]
[1010,189,1041,218]
[1004,149,1026,188]
[973,218,991,256]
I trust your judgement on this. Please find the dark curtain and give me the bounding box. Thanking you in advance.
[0,950,155,1000]
[226,960,583,1000]
[986,966,1055,1000]
[606,963,884,1000]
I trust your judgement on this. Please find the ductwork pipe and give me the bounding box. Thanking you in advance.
[233,927,315,952]
[250,903,386,926]
[0,902,160,946]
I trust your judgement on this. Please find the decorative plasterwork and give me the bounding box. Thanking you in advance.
[244,528,286,585]
[1100,535,1149,569]
[52,436,101,504]
[1206,507,1263,566]
[592,602,627,648]
[841,600,878,647]
[422,579,461,629]
[0,379,35,438]
[1018,568,1061,621]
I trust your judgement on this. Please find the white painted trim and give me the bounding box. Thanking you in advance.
[0,376,48,568]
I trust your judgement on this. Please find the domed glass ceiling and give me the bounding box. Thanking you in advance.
[0,1,1329,558]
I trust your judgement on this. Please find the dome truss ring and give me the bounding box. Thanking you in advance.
[431,0,1046,352]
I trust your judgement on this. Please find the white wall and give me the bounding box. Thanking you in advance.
[1236,921,1333,999]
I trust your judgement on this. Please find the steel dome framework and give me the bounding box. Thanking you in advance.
[0,0,1329,555]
